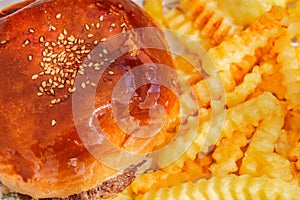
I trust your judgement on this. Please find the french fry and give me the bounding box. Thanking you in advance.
[274,34,300,110]
[131,156,212,195]
[208,6,289,91]
[136,174,300,200]
[239,93,292,181]
[144,0,165,26]
[179,0,242,45]
[226,63,274,107]
[215,0,292,26]
[163,8,212,49]
[209,131,248,176]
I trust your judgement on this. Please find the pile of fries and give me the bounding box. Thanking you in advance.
[111,0,300,199]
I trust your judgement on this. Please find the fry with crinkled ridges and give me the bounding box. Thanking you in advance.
[209,6,289,91]
[164,8,212,49]
[136,174,300,200]
[209,131,248,176]
[179,0,242,45]
[226,63,274,107]
[274,34,300,110]
[131,156,212,195]
[239,93,292,181]
[173,92,284,169]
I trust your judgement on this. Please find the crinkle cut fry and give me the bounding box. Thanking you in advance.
[163,8,212,49]
[209,131,248,177]
[211,92,286,177]
[274,34,300,110]
[179,0,242,46]
[226,63,274,107]
[208,6,289,91]
[136,174,300,200]
[170,92,282,170]
[130,156,212,195]
[239,93,292,181]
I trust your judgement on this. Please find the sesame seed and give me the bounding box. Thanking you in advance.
[32,74,39,80]
[51,99,57,105]
[93,40,98,45]
[108,70,114,75]
[85,24,90,31]
[58,34,65,40]
[42,81,47,88]
[50,25,56,31]
[58,85,64,89]
[45,42,50,47]
[39,36,45,43]
[120,23,126,28]
[118,4,123,8]
[68,35,75,42]
[96,23,100,29]
[87,33,94,38]
[63,29,68,35]
[53,82,59,87]
[91,82,97,87]
[56,13,62,19]
[37,92,43,97]
[78,70,84,75]
[100,37,107,42]
[0,40,7,45]
[99,15,104,21]
[68,87,76,93]
[50,88,55,95]
[81,82,86,89]
[99,53,103,58]
[103,49,108,54]
[71,45,78,51]
[87,54,91,60]
[28,54,33,62]
[29,28,35,33]
[39,86,44,93]
[111,23,116,27]
[24,39,30,46]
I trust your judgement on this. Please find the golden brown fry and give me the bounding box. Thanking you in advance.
[226,63,274,107]
[215,0,292,26]
[144,0,165,25]
[163,8,212,49]
[136,174,300,200]
[179,0,242,45]
[274,34,300,110]
[131,156,212,195]
[210,131,248,176]
[174,54,204,85]
[209,6,289,91]
[239,93,292,181]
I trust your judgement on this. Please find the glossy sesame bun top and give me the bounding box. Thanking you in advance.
[0,0,178,198]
